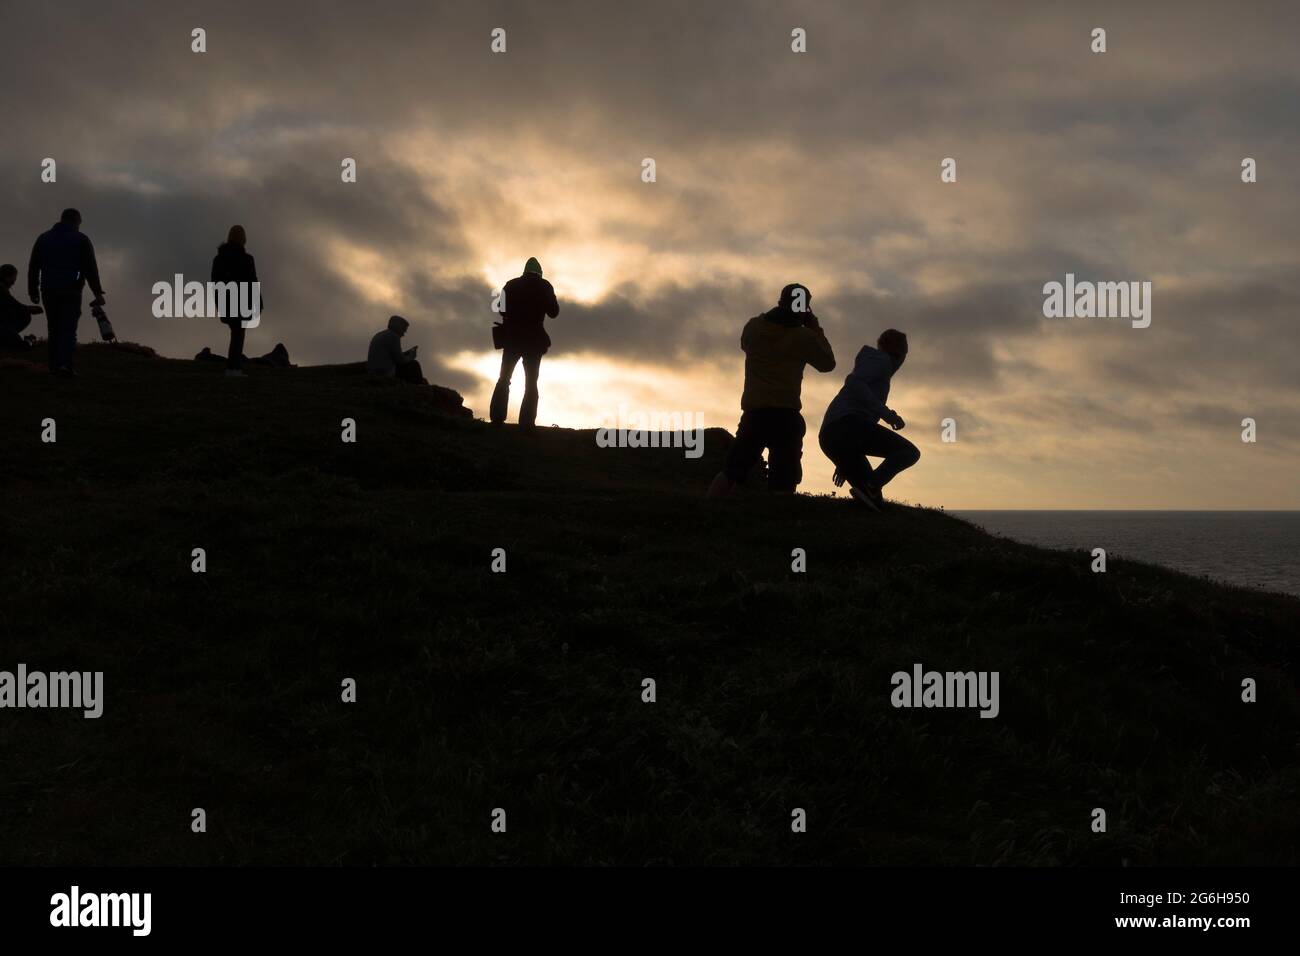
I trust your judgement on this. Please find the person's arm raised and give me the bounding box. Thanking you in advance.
[803,317,836,372]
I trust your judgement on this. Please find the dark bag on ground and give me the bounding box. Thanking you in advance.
[194,342,293,367]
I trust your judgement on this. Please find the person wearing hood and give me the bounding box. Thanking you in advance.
[211,225,262,377]
[490,257,559,430]
[818,328,918,510]
[707,283,836,497]
[367,314,426,383]
[27,208,105,375]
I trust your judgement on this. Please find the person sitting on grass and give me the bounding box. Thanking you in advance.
[0,263,42,350]
[367,314,426,384]
[818,328,918,511]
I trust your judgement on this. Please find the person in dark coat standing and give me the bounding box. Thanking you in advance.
[211,225,262,377]
[490,257,559,430]
[27,208,105,375]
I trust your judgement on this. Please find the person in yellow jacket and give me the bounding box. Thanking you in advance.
[707,283,836,496]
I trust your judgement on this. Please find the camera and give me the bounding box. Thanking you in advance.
[90,297,116,342]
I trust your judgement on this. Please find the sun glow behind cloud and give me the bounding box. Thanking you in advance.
[479,248,616,306]
[446,349,740,430]
[326,238,404,305]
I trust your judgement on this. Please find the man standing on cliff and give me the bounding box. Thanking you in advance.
[28,208,105,376]
[490,257,559,431]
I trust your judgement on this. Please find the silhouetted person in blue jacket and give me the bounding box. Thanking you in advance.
[490,257,558,431]
[818,328,918,510]
[27,208,104,375]
[0,263,42,350]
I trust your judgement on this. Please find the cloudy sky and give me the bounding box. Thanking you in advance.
[4,0,1297,506]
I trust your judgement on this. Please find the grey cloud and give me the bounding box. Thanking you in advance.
[0,0,1295,485]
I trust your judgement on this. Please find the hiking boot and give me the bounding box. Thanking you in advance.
[849,485,883,511]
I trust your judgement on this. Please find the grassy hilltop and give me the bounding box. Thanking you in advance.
[1,343,1297,865]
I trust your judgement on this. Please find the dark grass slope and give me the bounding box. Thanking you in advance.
[2,343,1297,865]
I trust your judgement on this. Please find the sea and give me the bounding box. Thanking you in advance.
[954,511,1300,598]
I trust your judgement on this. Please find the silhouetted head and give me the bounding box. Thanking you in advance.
[778,283,811,313]
[878,328,908,369]
[387,315,409,337]
[0,264,16,289]
[523,257,543,277]
[226,225,247,248]
[60,208,82,229]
